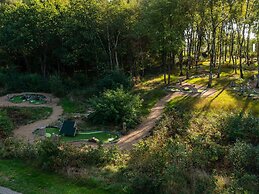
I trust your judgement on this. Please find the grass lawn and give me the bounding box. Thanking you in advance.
[45,127,119,143]
[168,75,259,115]
[0,107,52,128]
[59,97,86,114]
[0,160,119,194]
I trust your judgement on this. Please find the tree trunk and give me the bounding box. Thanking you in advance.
[179,50,184,76]
[217,23,224,78]
[246,24,251,65]
[168,53,171,85]
[256,41,259,88]
[162,51,167,84]
[107,25,113,70]
[195,27,202,73]
[186,28,192,79]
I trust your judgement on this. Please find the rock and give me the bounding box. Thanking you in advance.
[88,137,100,143]
[38,127,46,136]
[51,134,60,142]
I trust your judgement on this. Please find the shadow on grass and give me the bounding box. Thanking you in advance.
[158,95,201,137]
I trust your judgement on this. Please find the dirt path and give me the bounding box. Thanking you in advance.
[0,93,63,142]
[0,186,21,194]
[116,84,217,150]
[0,84,216,149]
[116,92,182,150]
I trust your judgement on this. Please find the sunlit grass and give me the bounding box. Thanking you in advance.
[0,160,117,194]
[168,89,259,116]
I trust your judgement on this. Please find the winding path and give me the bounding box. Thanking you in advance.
[0,83,216,148]
[0,93,63,142]
[0,186,21,194]
[116,83,217,150]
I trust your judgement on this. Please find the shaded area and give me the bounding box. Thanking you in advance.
[0,160,115,194]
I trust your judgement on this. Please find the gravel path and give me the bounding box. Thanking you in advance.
[117,84,217,150]
[0,186,21,194]
[0,93,63,142]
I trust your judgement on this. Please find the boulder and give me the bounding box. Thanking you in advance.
[88,137,100,143]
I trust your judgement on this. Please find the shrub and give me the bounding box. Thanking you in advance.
[81,146,122,166]
[37,139,62,170]
[0,110,13,137]
[222,113,259,144]
[125,135,216,194]
[89,88,142,127]
[2,71,49,92]
[0,138,37,160]
[72,73,90,87]
[36,139,122,170]
[49,75,66,97]
[227,141,253,173]
[97,71,132,92]
[229,173,259,193]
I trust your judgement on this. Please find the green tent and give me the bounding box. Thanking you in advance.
[60,120,77,137]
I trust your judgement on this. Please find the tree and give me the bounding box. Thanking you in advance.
[139,0,190,84]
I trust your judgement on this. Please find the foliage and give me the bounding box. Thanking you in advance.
[0,138,37,160]
[89,88,142,127]
[49,75,66,97]
[228,141,254,173]
[0,70,50,93]
[125,133,216,194]
[0,107,51,138]
[97,71,133,92]
[221,113,259,145]
[0,110,13,137]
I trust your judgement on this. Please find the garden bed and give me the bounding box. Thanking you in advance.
[9,94,47,105]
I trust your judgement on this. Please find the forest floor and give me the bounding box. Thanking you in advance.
[0,93,63,142]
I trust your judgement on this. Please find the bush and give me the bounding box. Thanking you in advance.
[49,75,66,97]
[36,139,122,171]
[72,73,90,88]
[0,138,37,160]
[227,141,254,173]
[0,71,50,93]
[0,110,13,137]
[229,173,259,193]
[89,88,142,127]
[222,113,259,145]
[125,136,216,194]
[97,71,132,92]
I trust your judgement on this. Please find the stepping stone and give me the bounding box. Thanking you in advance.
[0,186,21,194]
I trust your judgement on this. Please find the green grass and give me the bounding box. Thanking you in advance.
[59,97,86,113]
[136,88,168,116]
[45,127,119,143]
[9,95,26,103]
[0,160,117,194]
[134,75,169,116]
[0,107,52,128]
